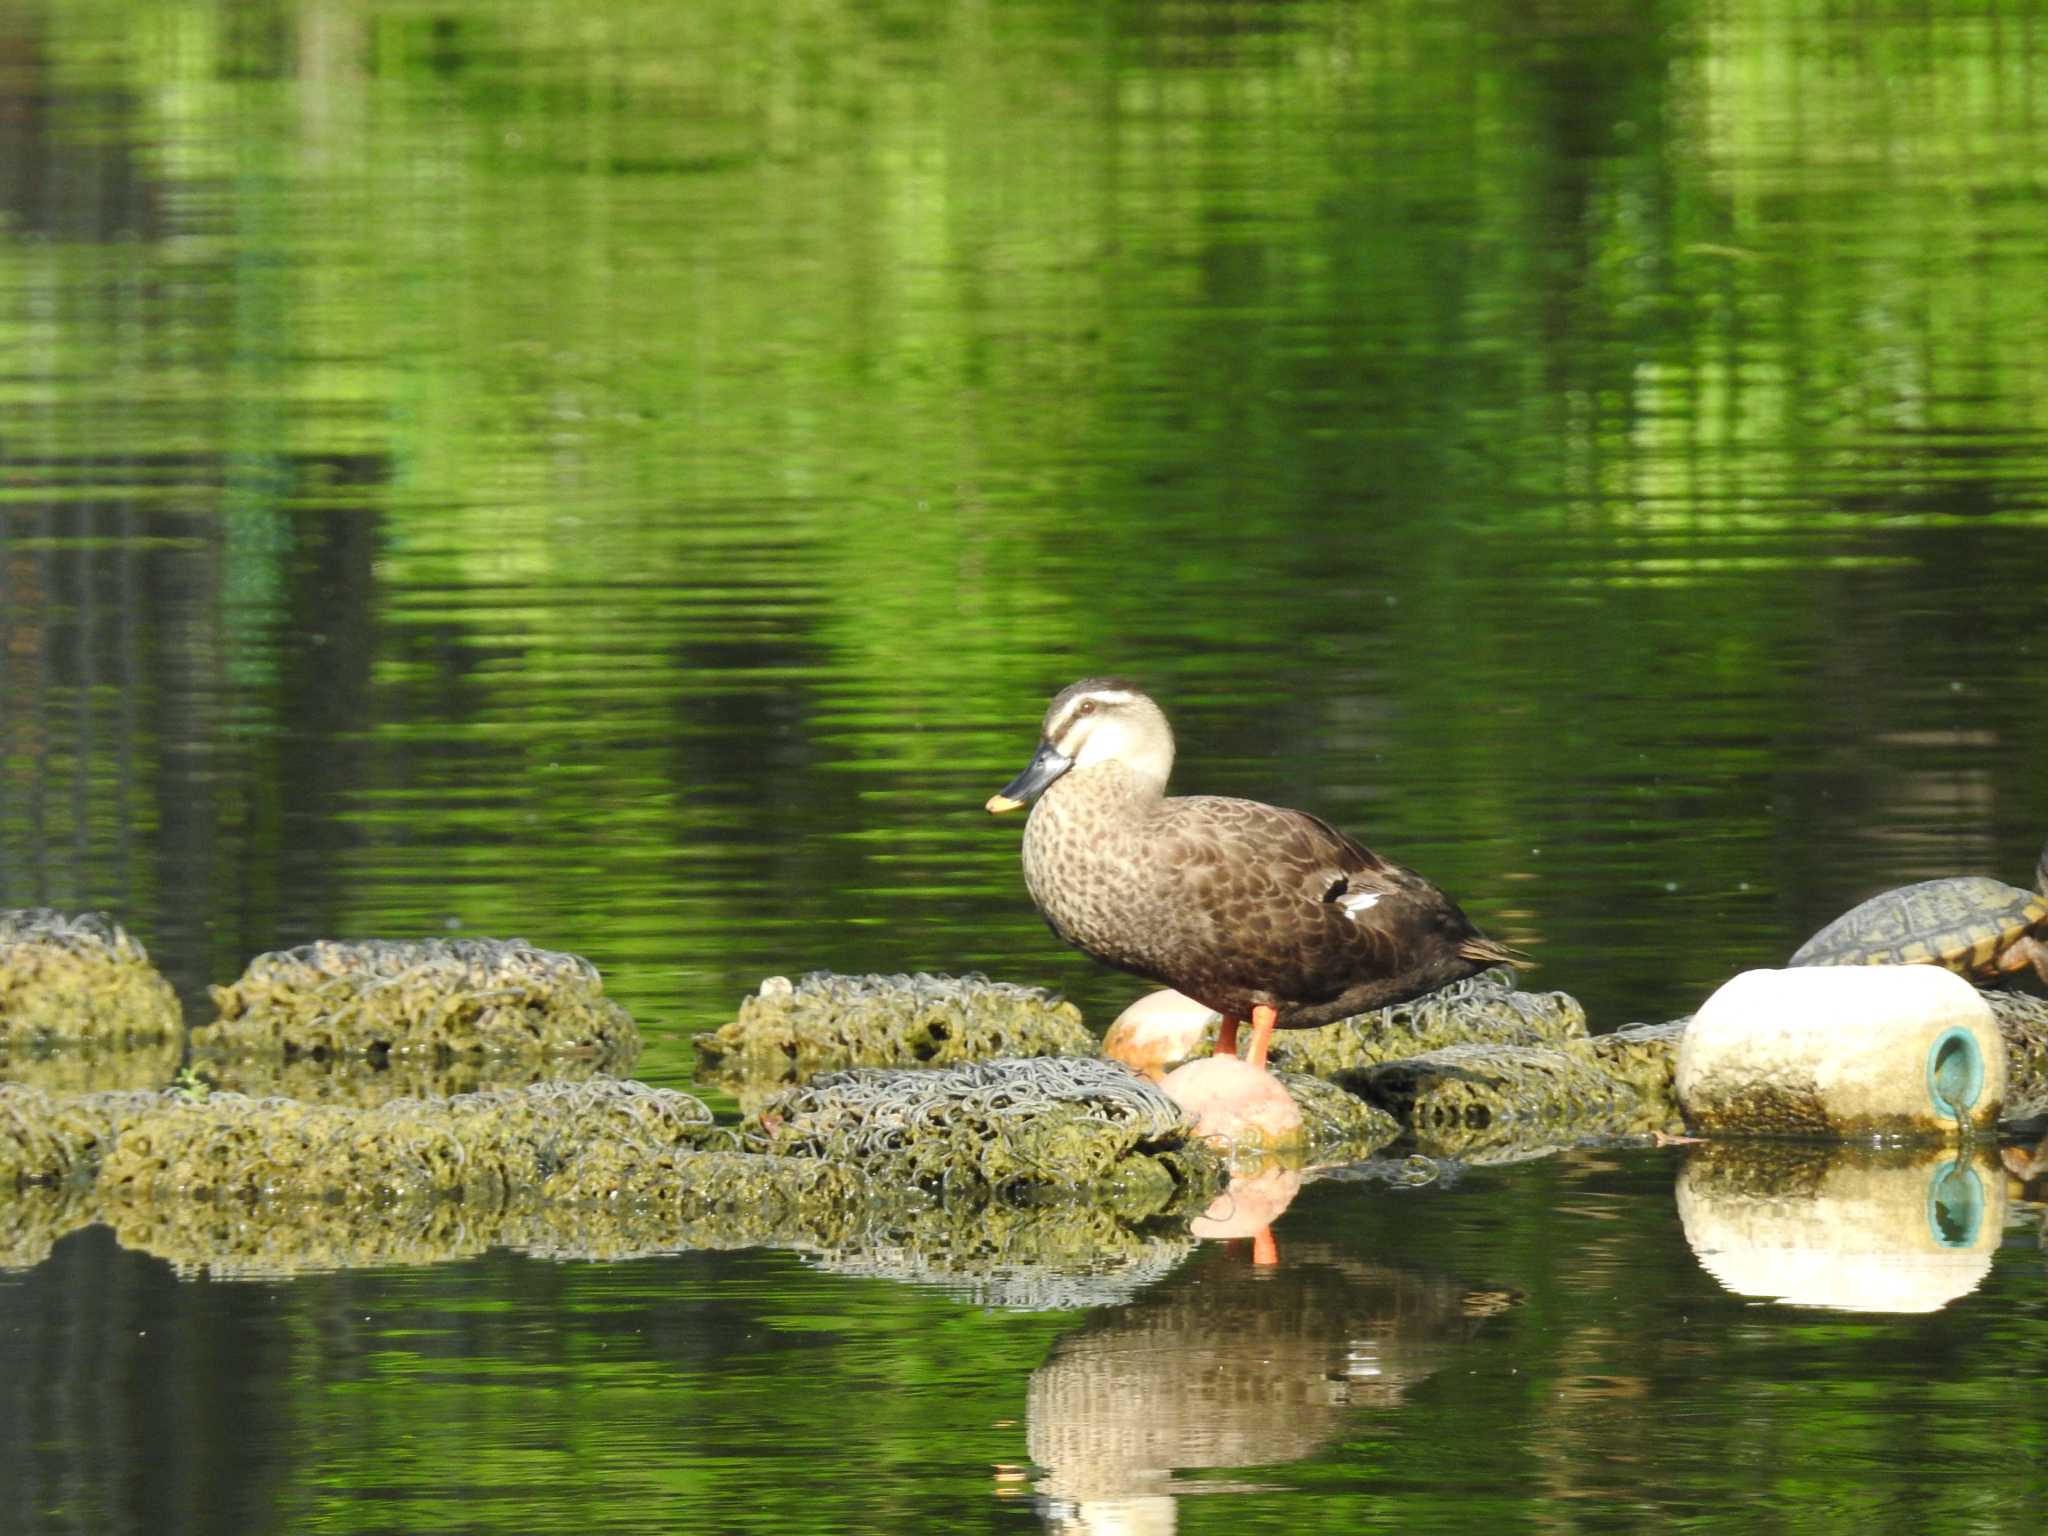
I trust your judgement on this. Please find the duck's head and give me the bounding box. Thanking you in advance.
[985,678,1174,813]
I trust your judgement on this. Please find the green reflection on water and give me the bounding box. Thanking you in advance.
[4,0,2048,1530]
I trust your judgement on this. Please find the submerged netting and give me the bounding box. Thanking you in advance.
[1577,1019,1690,1126]
[1266,969,1588,1079]
[695,972,1092,1081]
[0,1036,182,1096]
[199,938,641,1062]
[0,1084,154,1189]
[1270,1070,1402,1161]
[0,910,182,1046]
[1,1077,875,1278]
[1364,1043,1658,1161]
[742,1056,1227,1211]
[190,1050,622,1109]
[811,1203,1199,1312]
[96,1078,721,1202]
[95,1152,874,1280]
[1985,990,2048,1117]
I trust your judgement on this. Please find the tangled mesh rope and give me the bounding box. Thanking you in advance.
[202,937,639,1062]
[0,909,151,961]
[744,1056,1223,1207]
[1269,967,1587,1077]
[1,910,181,1045]
[696,971,1091,1080]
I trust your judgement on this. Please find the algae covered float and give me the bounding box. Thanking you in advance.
[196,936,642,1064]
[0,910,181,1047]
[0,1055,1265,1285]
[693,971,1093,1081]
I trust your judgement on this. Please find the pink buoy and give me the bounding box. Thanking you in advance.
[1159,1054,1304,1151]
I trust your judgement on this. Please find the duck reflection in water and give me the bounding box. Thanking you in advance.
[1023,1242,1515,1533]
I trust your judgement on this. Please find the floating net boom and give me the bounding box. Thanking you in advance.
[199,938,640,1063]
[1266,969,1588,1079]
[0,910,182,1046]
[695,971,1092,1082]
[96,1078,719,1203]
[1363,1042,1665,1160]
[0,1077,876,1278]
[1576,1019,1689,1126]
[742,1056,1227,1212]
[1985,990,2048,1117]
[1269,1070,1402,1161]
[97,1151,874,1279]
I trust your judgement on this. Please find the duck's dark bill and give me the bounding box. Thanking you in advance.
[985,741,1073,813]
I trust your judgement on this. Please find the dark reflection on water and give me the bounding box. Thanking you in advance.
[4,0,2048,1530]
[1025,1239,1506,1519]
[4,1156,2047,1533]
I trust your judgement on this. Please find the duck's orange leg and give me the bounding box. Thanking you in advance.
[1251,1226,1279,1266]
[1213,1015,1241,1058]
[1246,1003,1279,1070]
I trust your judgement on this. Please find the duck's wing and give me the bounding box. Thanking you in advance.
[1184,796,1435,903]
[1167,797,1522,992]
[1292,806,1528,969]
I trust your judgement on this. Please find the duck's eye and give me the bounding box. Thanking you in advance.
[1078,701,1097,715]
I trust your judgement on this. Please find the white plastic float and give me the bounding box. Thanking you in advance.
[1675,966,2005,1138]
[1676,1143,2005,1313]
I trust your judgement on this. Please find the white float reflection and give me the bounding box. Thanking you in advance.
[1676,1141,2005,1313]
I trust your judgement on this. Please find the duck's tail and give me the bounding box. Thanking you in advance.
[1461,935,1533,972]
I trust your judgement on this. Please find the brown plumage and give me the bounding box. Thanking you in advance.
[987,678,1523,1063]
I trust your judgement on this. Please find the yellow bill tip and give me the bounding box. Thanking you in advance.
[985,794,1024,814]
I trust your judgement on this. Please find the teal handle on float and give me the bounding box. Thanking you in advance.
[1925,1157,1984,1248]
[1924,1026,1984,1125]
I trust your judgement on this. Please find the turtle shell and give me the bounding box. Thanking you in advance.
[1789,876,2048,976]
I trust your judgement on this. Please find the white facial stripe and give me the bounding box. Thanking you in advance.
[1048,690,1133,748]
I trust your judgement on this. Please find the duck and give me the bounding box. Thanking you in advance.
[986,678,1523,1072]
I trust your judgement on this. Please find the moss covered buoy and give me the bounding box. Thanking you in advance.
[1674,967,2005,1138]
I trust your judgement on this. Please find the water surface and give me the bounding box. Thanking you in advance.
[4,0,2048,1530]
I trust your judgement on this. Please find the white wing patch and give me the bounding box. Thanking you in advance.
[1338,891,1383,917]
